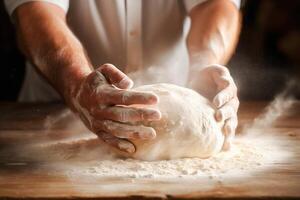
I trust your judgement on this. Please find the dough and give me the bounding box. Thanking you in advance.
[128,83,224,161]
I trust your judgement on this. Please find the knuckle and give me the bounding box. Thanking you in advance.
[223,77,231,84]
[99,63,113,71]
[215,64,229,74]
[115,131,132,139]
[220,76,230,87]
[137,108,145,120]
[210,63,224,69]
[224,92,231,101]
[117,108,131,122]
[222,66,230,74]
[114,126,135,138]
[103,120,121,133]
[120,90,132,103]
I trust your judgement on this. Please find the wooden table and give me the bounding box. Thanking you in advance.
[0,102,300,199]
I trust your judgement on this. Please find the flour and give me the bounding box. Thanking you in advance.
[62,82,294,179]
[5,120,291,182]
[61,134,288,179]
[15,130,290,180]
[7,82,296,180]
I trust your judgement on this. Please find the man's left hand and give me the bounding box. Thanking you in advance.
[189,64,239,150]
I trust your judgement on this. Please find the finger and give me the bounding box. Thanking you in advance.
[88,70,108,86]
[222,137,231,151]
[213,84,237,108]
[97,131,135,153]
[98,64,134,89]
[101,88,159,105]
[215,105,235,122]
[93,106,161,123]
[215,98,239,122]
[224,116,238,138]
[222,116,238,151]
[209,64,231,86]
[93,120,156,140]
[215,75,231,90]
[210,64,231,77]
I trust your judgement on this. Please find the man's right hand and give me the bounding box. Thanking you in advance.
[71,64,161,153]
[13,2,161,154]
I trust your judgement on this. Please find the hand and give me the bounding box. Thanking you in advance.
[189,64,239,150]
[71,64,161,153]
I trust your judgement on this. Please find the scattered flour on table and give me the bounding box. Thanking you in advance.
[11,82,296,179]
[13,119,292,180]
[43,133,290,180]
[78,141,263,179]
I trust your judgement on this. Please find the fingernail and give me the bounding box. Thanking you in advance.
[215,110,223,121]
[139,128,156,140]
[119,78,134,89]
[222,141,231,151]
[127,79,134,88]
[147,110,162,120]
[118,141,135,153]
[148,130,156,139]
[213,97,222,108]
[146,93,159,104]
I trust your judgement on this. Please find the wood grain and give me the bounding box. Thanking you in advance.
[0,101,300,199]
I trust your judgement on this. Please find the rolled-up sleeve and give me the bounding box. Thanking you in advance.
[4,0,69,16]
[184,0,241,13]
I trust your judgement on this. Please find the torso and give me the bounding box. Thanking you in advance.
[20,0,193,101]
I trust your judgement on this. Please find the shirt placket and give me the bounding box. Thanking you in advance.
[125,0,143,73]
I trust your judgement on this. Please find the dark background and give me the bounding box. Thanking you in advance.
[0,0,299,101]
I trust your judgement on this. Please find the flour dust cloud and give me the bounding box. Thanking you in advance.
[1,81,296,181]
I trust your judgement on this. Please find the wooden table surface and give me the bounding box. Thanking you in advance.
[0,101,300,199]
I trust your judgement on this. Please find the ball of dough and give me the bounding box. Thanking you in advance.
[128,83,224,161]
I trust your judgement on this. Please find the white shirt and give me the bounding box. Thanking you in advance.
[5,0,240,102]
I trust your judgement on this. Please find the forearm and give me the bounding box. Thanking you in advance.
[187,0,241,69]
[14,2,92,107]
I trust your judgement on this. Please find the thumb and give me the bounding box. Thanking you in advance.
[97,64,134,89]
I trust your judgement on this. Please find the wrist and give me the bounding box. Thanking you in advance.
[61,66,91,112]
[189,50,219,69]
